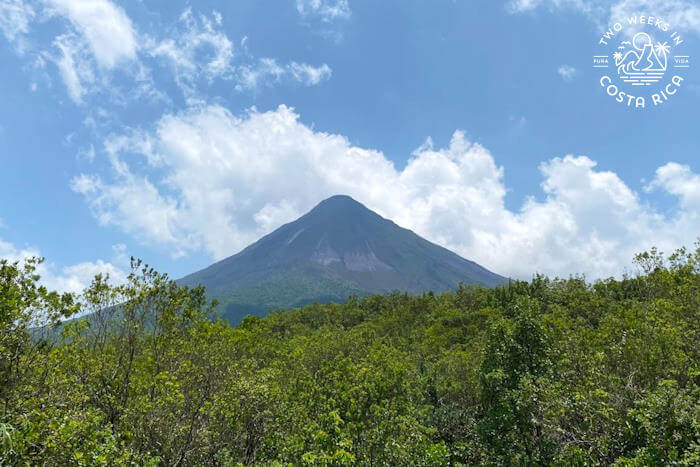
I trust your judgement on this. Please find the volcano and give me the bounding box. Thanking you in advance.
[179,195,508,323]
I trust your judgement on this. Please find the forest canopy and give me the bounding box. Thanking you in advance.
[1,245,698,465]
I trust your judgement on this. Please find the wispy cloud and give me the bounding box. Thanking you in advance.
[557,64,577,81]
[610,0,700,34]
[289,62,333,85]
[0,0,151,105]
[235,59,332,91]
[296,0,351,40]
[53,34,94,104]
[296,0,351,22]
[0,3,334,107]
[145,8,235,101]
[508,0,700,35]
[0,0,35,49]
[508,0,604,15]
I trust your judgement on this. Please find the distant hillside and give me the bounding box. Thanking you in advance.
[179,195,507,323]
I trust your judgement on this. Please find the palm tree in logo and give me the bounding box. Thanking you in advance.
[655,42,671,57]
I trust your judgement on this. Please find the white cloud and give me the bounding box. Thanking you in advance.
[1,4,331,105]
[0,237,36,265]
[289,62,333,85]
[0,237,127,294]
[0,0,35,47]
[508,0,700,35]
[610,0,700,34]
[72,104,699,279]
[508,0,602,15]
[45,0,138,69]
[53,34,94,104]
[45,258,126,294]
[647,162,700,212]
[508,0,543,12]
[147,8,234,98]
[557,64,577,81]
[0,0,144,105]
[235,58,285,91]
[77,143,96,162]
[296,0,351,22]
[146,9,332,98]
[71,169,184,255]
[235,58,332,91]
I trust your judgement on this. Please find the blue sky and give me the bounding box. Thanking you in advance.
[0,0,698,290]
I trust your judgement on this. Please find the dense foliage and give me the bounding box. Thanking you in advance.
[1,246,698,465]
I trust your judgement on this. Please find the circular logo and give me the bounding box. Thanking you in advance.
[593,15,691,108]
